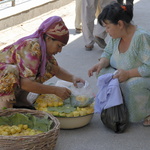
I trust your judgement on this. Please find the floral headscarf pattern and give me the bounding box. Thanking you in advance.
[4,16,69,76]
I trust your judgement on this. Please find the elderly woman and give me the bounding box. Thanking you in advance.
[0,16,84,109]
[88,2,150,124]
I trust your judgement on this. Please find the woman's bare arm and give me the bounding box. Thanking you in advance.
[20,78,71,100]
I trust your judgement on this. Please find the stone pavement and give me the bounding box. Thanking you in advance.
[0,0,150,150]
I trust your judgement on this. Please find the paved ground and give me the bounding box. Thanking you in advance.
[0,0,150,150]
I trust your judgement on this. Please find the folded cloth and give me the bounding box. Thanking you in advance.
[94,72,123,114]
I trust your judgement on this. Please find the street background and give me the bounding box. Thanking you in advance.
[0,0,150,150]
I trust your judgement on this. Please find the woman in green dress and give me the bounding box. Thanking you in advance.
[88,2,150,124]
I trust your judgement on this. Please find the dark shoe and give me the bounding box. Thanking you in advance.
[143,115,150,127]
[75,28,82,34]
[85,45,94,51]
[94,36,106,49]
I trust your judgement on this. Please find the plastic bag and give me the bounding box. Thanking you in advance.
[55,80,73,89]
[70,81,95,107]
[26,92,39,105]
[101,103,129,133]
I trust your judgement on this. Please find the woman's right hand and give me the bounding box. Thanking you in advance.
[88,58,110,77]
[54,87,71,100]
[88,63,102,77]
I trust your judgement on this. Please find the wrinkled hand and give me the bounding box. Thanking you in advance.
[55,87,71,100]
[72,76,85,87]
[113,69,129,82]
[88,63,102,77]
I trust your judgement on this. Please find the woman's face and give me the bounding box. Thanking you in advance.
[45,36,65,56]
[104,20,123,39]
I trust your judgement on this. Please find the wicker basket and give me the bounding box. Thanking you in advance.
[0,108,60,150]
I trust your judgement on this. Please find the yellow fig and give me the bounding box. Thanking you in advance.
[73,111,80,117]
[52,111,59,116]
[38,102,47,108]
[59,113,66,117]
[58,101,63,106]
[76,107,81,111]
[47,102,54,107]
[79,110,87,116]
[86,108,94,114]
[53,101,59,107]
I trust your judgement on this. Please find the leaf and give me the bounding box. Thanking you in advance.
[2,107,7,110]
[47,104,76,114]
[0,113,53,132]
[25,113,36,128]
[8,113,32,126]
[31,116,52,132]
[26,113,53,132]
[0,116,10,125]
[63,97,71,104]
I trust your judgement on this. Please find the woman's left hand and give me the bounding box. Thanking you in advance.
[72,76,85,87]
[113,69,129,82]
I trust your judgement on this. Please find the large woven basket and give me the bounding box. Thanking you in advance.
[0,108,60,150]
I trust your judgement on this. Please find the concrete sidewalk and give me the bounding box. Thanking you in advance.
[0,0,150,150]
[0,0,74,30]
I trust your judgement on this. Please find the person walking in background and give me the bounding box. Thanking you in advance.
[74,0,101,34]
[94,0,117,50]
[75,0,82,33]
[81,0,117,51]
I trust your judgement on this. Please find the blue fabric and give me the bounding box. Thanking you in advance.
[94,73,123,114]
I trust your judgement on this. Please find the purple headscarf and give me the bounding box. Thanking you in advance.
[7,16,69,76]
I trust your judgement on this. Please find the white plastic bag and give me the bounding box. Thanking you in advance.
[55,80,73,89]
[26,92,39,105]
[70,81,95,107]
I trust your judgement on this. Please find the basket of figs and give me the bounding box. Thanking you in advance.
[0,108,60,150]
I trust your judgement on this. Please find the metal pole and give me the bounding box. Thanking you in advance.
[12,0,15,6]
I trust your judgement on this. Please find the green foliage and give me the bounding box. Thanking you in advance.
[26,114,53,132]
[47,104,76,114]
[32,116,53,132]
[0,113,53,132]
[0,116,10,125]
[8,113,31,126]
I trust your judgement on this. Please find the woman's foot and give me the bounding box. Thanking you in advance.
[143,115,150,126]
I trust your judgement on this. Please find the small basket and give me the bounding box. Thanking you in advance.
[0,108,60,150]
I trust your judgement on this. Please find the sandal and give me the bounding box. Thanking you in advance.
[143,115,150,127]
[75,28,82,34]
[94,36,106,49]
[85,45,94,51]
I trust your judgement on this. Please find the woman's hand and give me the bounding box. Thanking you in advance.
[88,58,110,77]
[21,78,71,100]
[113,69,129,82]
[54,87,72,100]
[88,63,102,77]
[72,76,85,87]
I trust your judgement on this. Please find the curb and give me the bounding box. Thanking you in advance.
[0,0,73,31]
